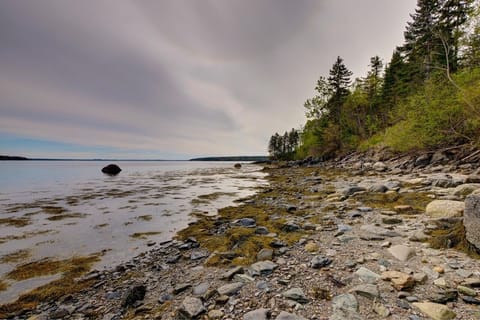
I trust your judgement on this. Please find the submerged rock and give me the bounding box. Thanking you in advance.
[101,164,122,175]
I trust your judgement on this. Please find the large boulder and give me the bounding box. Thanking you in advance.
[425,200,464,218]
[102,164,122,175]
[464,195,480,250]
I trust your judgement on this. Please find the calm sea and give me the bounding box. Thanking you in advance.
[0,160,267,302]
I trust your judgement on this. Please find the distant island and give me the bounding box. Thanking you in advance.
[190,156,269,162]
[0,155,29,160]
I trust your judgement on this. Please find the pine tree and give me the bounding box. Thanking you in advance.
[382,49,410,108]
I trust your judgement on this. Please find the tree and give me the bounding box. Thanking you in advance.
[304,76,331,119]
[402,0,443,83]
[438,0,474,71]
[382,49,410,108]
[327,56,353,122]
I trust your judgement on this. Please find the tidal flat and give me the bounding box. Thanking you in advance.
[0,161,267,305]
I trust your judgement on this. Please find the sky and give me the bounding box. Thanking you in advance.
[0,0,417,159]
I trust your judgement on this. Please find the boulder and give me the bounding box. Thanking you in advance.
[234,163,242,169]
[464,195,480,250]
[425,200,464,218]
[101,164,122,175]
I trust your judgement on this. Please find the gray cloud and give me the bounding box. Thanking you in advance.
[0,0,417,158]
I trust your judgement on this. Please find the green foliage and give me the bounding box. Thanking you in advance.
[383,69,480,151]
[268,0,480,158]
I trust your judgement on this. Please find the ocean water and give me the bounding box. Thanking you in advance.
[0,160,267,302]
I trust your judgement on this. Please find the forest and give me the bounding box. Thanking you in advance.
[268,0,480,160]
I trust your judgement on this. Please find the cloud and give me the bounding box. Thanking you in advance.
[0,0,417,158]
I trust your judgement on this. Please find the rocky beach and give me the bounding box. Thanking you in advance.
[3,148,480,319]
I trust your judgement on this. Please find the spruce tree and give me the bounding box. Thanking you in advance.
[327,56,353,122]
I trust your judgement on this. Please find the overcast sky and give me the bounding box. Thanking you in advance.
[0,0,417,159]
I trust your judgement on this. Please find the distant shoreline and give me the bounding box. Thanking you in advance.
[0,155,268,162]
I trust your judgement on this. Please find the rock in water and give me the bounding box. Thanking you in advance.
[234,163,242,169]
[464,194,480,250]
[102,164,122,175]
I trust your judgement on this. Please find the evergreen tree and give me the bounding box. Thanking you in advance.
[438,0,474,72]
[382,49,410,108]
[327,56,353,122]
[402,0,443,84]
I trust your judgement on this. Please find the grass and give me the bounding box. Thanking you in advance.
[0,255,100,318]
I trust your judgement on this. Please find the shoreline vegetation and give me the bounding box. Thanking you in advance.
[269,1,480,162]
[3,150,480,319]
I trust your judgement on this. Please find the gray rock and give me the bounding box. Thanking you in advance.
[208,310,224,319]
[342,186,366,197]
[412,302,456,320]
[453,183,480,197]
[249,260,278,276]
[355,267,380,284]
[373,161,387,172]
[192,282,210,296]
[282,287,309,304]
[360,225,400,237]
[466,175,480,183]
[222,266,244,280]
[255,226,269,234]
[350,284,380,300]
[234,218,256,227]
[257,248,273,261]
[388,244,416,262]
[243,308,271,320]
[190,249,209,260]
[409,230,429,242]
[174,283,191,294]
[368,184,388,193]
[275,311,307,320]
[282,222,301,232]
[464,195,480,250]
[426,200,464,218]
[217,282,244,296]
[179,296,205,318]
[310,255,333,269]
[331,294,362,320]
